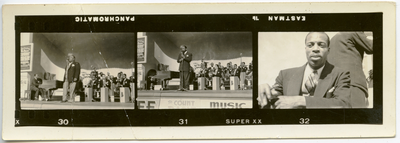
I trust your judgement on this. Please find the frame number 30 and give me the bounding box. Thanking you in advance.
[58,119,69,125]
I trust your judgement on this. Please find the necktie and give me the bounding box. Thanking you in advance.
[304,70,318,96]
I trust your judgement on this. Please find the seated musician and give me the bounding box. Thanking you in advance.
[30,73,46,101]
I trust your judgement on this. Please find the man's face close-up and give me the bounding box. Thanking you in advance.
[305,33,330,69]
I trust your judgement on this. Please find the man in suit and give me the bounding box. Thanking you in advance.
[30,73,44,101]
[62,53,81,102]
[208,62,215,73]
[231,64,240,77]
[258,32,351,109]
[177,45,192,91]
[327,32,373,108]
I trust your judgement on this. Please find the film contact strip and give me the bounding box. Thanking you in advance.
[15,14,382,126]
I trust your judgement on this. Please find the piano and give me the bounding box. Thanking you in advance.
[39,80,63,98]
[149,71,179,89]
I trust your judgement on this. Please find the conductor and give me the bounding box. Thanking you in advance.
[177,45,192,91]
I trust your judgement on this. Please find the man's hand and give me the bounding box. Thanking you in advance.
[274,96,306,109]
[258,83,279,108]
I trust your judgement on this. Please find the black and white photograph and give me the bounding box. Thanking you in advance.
[136,32,253,109]
[258,32,373,109]
[1,2,396,141]
[19,33,136,109]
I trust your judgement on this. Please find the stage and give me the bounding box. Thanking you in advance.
[20,90,252,110]
[137,90,252,109]
[20,100,135,110]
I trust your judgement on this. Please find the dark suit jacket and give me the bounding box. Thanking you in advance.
[100,79,111,88]
[122,79,130,87]
[231,68,240,77]
[214,68,223,78]
[239,66,248,73]
[327,32,372,97]
[30,77,42,89]
[64,61,81,82]
[274,62,351,108]
[177,51,192,72]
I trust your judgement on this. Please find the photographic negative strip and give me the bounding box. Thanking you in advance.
[2,3,396,140]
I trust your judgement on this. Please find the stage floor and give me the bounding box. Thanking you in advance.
[20,90,253,110]
[138,90,252,98]
[20,100,135,110]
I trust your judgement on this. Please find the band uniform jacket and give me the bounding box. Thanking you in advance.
[273,62,351,108]
[120,78,130,87]
[224,68,232,77]
[177,51,192,72]
[199,68,208,77]
[231,68,240,77]
[100,79,111,89]
[64,61,81,83]
[239,66,248,73]
[213,68,223,78]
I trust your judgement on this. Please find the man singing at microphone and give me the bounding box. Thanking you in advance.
[177,45,192,91]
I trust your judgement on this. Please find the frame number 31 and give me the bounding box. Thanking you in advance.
[179,119,188,125]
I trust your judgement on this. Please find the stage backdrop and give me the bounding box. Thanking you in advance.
[140,32,253,74]
[23,33,136,81]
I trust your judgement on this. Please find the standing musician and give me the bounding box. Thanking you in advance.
[62,53,81,103]
[224,62,233,81]
[214,64,224,88]
[177,45,192,91]
[231,64,240,77]
[239,62,248,90]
